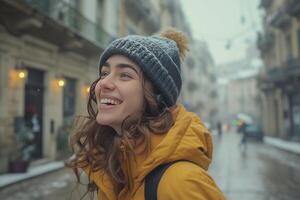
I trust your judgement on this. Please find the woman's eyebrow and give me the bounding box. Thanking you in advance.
[116,63,139,75]
[102,62,139,75]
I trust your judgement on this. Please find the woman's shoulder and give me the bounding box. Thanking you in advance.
[160,161,213,183]
[157,161,226,199]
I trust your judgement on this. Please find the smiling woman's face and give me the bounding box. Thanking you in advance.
[95,55,144,132]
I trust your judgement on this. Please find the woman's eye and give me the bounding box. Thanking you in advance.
[120,73,132,79]
[100,71,109,79]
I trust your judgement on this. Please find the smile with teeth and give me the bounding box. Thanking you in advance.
[100,98,122,105]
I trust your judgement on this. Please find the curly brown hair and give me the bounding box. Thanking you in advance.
[65,75,175,198]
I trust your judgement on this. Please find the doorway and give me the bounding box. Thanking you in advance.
[24,67,44,159]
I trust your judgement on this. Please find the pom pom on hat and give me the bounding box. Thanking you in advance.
[159,27,189,60]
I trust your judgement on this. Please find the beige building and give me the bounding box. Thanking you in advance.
[217,44,262,126]
[119,0,160,35]
[0,0,118,173]
[121,0,191,36]
[181,41,219,127]
[258,0,300,141]
[219,72,261,122]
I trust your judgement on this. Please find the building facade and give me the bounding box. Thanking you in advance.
[258,0,300,141]
[181,41,219,127]
[0,0,118,173]
[217,44,262,126]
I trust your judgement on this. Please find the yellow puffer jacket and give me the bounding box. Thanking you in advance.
[87,104,226,200]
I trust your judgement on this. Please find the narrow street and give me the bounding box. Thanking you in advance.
[1,132,300,200]
[210,132,300,200]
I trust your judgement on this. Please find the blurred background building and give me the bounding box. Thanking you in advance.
[218,44,262,126]
[181,40,219,128]
[0,0,218,173]
[0,0,119,173]
[257,0,300,141]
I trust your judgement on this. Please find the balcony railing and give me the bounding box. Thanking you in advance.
[125,0,160,33]
[285,58,300,77]
[266,8,291,29]
[286,0,300,17]
[257,31,275,52]
[259,0,272,9]
[23,0,114,48]
[267,67,285,82]
[262,58,300,84]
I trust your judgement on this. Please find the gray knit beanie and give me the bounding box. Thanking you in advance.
[98,28,189,107]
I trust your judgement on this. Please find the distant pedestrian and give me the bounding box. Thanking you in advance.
[217,121,223,137]
[66,28,226,200]
[239,121,248,150]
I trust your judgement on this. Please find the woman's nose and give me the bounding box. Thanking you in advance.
[99,75,116,91]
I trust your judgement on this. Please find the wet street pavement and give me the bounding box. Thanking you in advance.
[1,132,300,200]
[210,132,300,200]
[0,167,95,200]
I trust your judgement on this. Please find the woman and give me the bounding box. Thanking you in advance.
[67,28,226,200]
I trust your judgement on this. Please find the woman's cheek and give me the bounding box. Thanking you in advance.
[94,82,102,101]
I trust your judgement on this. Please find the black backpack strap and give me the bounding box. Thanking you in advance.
[144,161,181,200]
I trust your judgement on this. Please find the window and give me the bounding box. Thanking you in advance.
[297,29,300,58]
[97,0,105,25]
[286,33,292,61]
[63,77,76,120]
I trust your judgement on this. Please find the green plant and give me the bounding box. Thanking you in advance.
[56,117,73,160]
[12,123,35,162]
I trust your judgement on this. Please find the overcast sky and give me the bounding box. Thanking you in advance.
[180,0,263,65]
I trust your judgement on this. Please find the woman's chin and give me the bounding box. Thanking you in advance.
[96,114,119,126]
